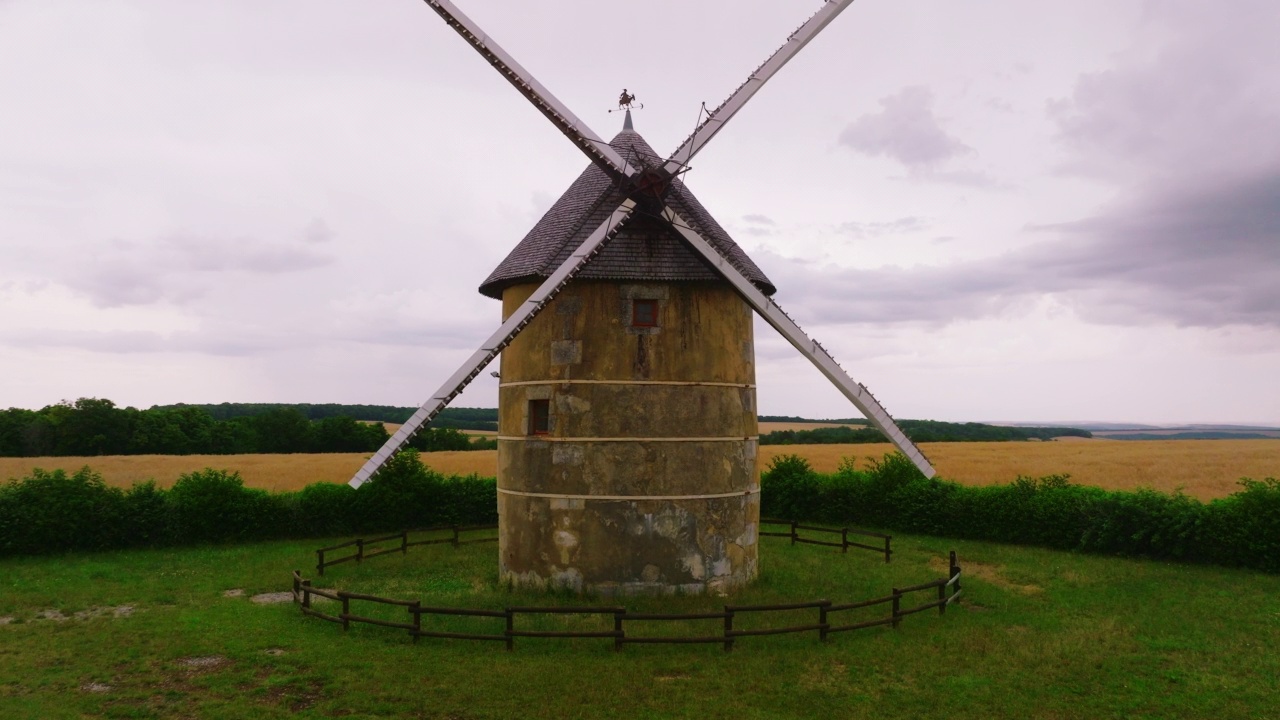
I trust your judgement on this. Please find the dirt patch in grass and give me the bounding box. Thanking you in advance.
[0,616,13,625]
[30,605,136,622]
[222,588,245,598]
[251,592,294,604]
[74,605,136,620]
[177,655,228,670]
[929,556,1043,595]
[263,679,326,712]
[80,682,112,693]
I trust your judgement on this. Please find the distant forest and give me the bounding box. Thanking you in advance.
[155,403,499,431]
[758,420,1091,446]
[758,415,869,425]
[0,400,1089,458]
[0,399,494,458]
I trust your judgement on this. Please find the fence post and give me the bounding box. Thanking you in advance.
[316,550,325,576]
[841,528,848,554]
[891,588,901,629]
[723,608,735,652]
[401,531,409,555]
[790,520,797,546]
[883,536,892,564]
[410,601,421,644]
[341,593,350,632]
[302,580,312,610]
[356,539,364,564]
[950,550,961,593]
[819,600,831,642]
[613,611,625,652]
[505,609,514,652]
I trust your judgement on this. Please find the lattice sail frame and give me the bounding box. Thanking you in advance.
[349,0,934,487]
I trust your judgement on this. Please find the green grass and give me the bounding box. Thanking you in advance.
[1,533,1278,719]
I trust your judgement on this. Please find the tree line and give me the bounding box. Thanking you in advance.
[759,420,1091,445]
[152,403,498,431]
[0,399,494,458]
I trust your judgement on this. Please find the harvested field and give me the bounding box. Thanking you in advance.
[0,452,492,494]
[2,439,1275,500]
[381,423,496,436]
[759,439,1280,500]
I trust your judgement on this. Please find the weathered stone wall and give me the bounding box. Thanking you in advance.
[496,280,759,595]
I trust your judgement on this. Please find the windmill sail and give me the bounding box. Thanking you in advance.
[348,0,936,487]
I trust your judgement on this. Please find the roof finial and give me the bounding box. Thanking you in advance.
[623,108,633,131]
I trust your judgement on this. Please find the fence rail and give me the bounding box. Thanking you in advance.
[315,524,499,576]
[290,550,963,652]
[760,518,892,562]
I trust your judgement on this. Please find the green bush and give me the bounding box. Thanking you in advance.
[121,481,171,547]
[0,468,127,554]
[0,453,497,557]
[166,469,282,544]
[760,454,822,520]
[3,450,1275,575]
[761,452,1280,574]
[295,481,358,538]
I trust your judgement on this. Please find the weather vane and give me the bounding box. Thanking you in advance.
[608,88,643,113]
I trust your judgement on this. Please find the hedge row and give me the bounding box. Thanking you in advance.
[4,450,1278,575]
[760,453,1280,574]
[0,451,497,556]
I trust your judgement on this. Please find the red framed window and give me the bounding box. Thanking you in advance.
[528,399,550,435]
[632,299,658,327]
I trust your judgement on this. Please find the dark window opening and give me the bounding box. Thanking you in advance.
[528,399,550,436]
[632,299,658,327]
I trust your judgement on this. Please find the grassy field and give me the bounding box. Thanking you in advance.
[3,438,1276,500]
[2,532,1278,718]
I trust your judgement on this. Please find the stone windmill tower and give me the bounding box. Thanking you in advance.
[347,0,936,596]
[480,111,774,594]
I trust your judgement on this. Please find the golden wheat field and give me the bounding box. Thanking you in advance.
[2,438,1277,501]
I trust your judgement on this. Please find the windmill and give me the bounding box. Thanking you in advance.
[348,0,936,595]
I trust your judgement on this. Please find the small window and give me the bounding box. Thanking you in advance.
[632,299,658,327]
[528,399,550,435]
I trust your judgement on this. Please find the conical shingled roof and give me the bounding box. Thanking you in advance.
[478,125,776,299]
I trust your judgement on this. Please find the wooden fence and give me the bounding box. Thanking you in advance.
[290,551,963,651]
[315,524,499,576]
[760,518,893,562]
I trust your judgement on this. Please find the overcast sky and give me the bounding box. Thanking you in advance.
[2,0,1277,424]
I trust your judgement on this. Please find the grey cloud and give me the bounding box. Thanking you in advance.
[738,214,777,237]
[762,166,1280,330]
[839,86,971,169]
[985,98,1014,114]
[837,216,929,239]
[341,322,492,351]
[2,316,487,358]
[301,218,333,245]
[1047,0,1280,181]
[0,328,298,356]
[67,231,333,307]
